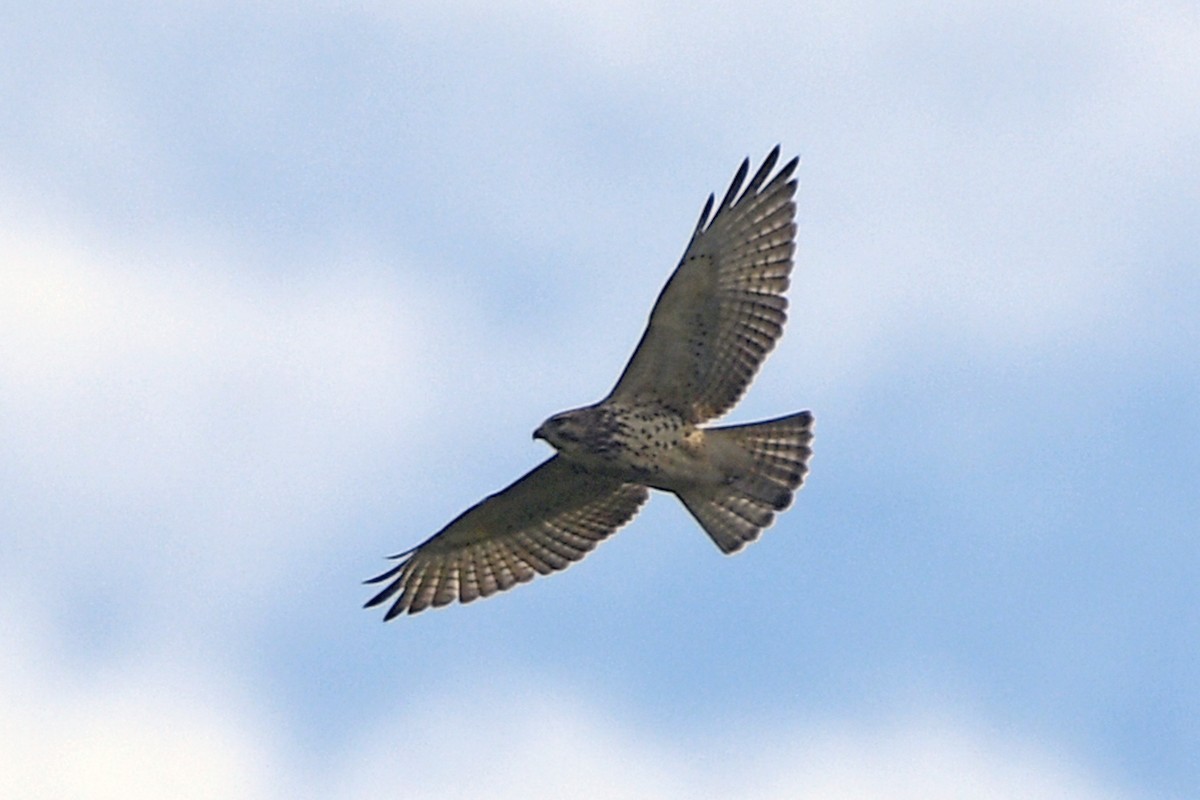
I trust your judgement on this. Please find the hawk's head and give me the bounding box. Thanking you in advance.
[533,411,584,450]
[533,405,620,459]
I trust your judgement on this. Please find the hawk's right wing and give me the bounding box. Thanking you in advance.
[365,456,648,618]
[606,147,799,424]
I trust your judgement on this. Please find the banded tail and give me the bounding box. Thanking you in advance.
[676,411,814,553]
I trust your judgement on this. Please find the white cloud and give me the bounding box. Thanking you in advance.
[0,599,283,800]
[339,683,1135,800]
[0,203,462,606]
[8,1,1195,408]
[334,0,1198,399]
[1,599,1129,800]
[0,194,638,632]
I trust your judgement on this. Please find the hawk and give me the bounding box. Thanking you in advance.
[366,146,813,618]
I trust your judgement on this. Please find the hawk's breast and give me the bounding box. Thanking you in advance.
[591,403,719,489]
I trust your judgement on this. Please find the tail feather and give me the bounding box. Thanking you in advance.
[677,411,813,554]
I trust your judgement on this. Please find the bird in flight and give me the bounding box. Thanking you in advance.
[366,146,813,618]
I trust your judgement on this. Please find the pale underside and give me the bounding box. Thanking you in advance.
[366,147,801,618]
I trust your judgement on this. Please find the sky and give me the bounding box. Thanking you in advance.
[2,1,1197,798]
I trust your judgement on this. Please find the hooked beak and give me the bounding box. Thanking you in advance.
[532,423,548,442]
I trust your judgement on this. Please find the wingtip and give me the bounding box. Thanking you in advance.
[365,581,416,620]
[764,144,798,176]
[780,153,800,180]
[761,145,781,171]
[743,147,782,198]
[716,156,751,215]
[694,192,716,234]
[363,560,405,585]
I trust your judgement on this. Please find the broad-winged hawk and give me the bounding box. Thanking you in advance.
[366,147,813,618]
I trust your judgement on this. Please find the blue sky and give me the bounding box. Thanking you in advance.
[2,2,1197,798]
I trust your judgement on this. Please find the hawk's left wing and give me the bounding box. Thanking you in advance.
[606,147,798,423]
[365,456,648,618]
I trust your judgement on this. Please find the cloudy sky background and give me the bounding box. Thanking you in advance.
[3,2,1197,798]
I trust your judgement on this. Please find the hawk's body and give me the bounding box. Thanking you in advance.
[534,402,704,485]
[366,147,814,618]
